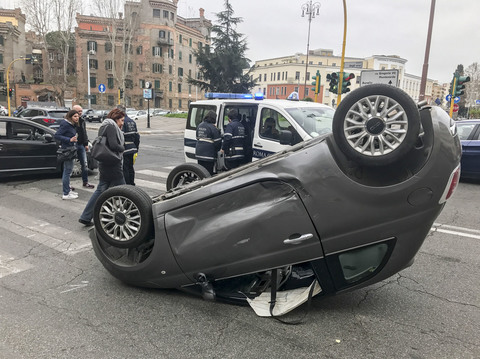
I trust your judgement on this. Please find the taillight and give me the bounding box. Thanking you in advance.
[42,118,55,124]
[439,166,460,203]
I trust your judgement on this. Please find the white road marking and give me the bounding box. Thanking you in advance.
[136,169,170,178]
[0,250,33,279]
[134,178,166,191]
[60,281,89,293]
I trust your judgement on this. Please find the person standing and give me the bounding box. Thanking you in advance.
[79,108,126,226]
[72,105,95,189]
[117,105,140,185]
[221,109,246,170]
[55,110,79,200]
[195,110,221,175]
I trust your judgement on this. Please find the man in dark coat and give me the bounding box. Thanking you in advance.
[73,105,95,189]
[195,110,221,175]
[118,105,140,185]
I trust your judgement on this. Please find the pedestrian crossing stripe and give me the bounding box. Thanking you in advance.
[0,249,33,279]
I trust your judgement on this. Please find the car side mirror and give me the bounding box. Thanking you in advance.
[44,133,53,142]
[279,130,293,145]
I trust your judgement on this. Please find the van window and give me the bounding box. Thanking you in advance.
[186,105,217,130]
[259,108,301,144]
[285,107,334,137]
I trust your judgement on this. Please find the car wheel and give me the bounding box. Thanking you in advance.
[332,84,421,167]
[166,163,211,191]
[94,185,154,249]
[71,158,82,177]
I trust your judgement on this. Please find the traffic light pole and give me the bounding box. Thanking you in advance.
[449,77,457,118]
[337,0,347,105]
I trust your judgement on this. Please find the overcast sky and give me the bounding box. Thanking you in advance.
[3,0,478,83]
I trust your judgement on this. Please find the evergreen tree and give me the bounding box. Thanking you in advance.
[188,1,256,93]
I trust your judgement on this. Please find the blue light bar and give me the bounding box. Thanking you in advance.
[254,92,264,100]
[205,93,254,99]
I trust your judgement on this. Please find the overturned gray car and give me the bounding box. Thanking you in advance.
[89,85,461,313]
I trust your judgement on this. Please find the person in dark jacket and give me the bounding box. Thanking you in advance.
[118,105,140,185]
[79,108,126,226]
[73,105,95,189]
[221,109,246,170]
[195,110,221,175]
[55,110,79,200]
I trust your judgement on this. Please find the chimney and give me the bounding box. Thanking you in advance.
[118,12,123,19]
[199,8,205,18]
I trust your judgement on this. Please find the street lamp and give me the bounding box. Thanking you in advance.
[87,49,95,108]
[6,56,27,116]
[301,0,320,99]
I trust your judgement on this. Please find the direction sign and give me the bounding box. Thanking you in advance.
[98,84,106,93]
[446,94,452,102]
[454,96,460,104]
[360,69,399,87]
[476,99,480,105]
[453,104,459,112]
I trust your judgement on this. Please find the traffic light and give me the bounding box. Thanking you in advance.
[454,72,470,97]
[340,72,355,94]
[8,88,13,98]
[1,87,6,96]
[326,72,338,93]
[311,71,320,94]
[119,88,124,99]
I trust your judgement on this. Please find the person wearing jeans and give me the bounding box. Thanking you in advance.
[79,108,126,226]
[73,105,95,189]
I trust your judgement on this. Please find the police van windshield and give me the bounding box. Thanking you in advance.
[286,107,335,137]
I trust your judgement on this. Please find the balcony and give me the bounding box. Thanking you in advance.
[157,38,174,46]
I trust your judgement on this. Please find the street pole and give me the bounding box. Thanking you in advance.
[6,57,26,116]
[301,1,321,100]
[419,0,436,102]
[337,0,347,105]
[87,51,91,108]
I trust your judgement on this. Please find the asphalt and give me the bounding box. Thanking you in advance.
[85,115,186,135]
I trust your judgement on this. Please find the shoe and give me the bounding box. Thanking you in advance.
[69,190,78,196]
[78,218,93,226]
[63,192,78,200]
[70,185,75,191]
[83,183,95,189]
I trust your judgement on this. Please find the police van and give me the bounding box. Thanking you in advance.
[184,92,334,162]
[168,92,335,190]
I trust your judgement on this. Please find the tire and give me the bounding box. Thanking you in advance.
[332,84,421,167]
[166,163,211,191]
[94,185,154,249]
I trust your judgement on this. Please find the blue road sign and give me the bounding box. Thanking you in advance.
[446,94,452,102]
[454,96,460,104]
[98,84,106,93]
[435,98,441,105]
[476,99,480,105]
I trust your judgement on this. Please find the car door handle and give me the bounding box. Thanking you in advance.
[254,142,263,148]
[283,233,313,245]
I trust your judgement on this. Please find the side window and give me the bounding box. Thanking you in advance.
[457,124,476,140]
[222,106,258,133]
[187,106,217,130]
[0,121,6,138]
[259,108,302,145]
[11,122,38,140]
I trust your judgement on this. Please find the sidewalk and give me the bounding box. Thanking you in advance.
[86,115,186,135]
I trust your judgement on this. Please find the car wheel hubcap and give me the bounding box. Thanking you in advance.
[344,94,408,156]
[174,171,201,187]
[99,196,141,242]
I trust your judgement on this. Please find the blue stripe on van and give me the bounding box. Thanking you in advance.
[184,138,197,148]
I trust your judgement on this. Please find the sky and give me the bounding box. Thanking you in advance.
[3,0,479,83]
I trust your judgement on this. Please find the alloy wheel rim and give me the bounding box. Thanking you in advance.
[99,195,141,242]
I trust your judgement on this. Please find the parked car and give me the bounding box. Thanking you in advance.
[89,85,461,310]
[85,109,107,122]
[0,105,7,116]
[152,108,170,116]
[15,107,69,122]
[126,110,148,121]
[456,119,480,179]
[0,117,97,178]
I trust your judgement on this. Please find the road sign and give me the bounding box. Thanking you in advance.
[143,89,153,99]
[476,99,480,105]
[454,96,460,104]
[359,69,399,87]
[453,104,459,112]
[446,94,452,102]
[98,84,106,93]
[435,98,441,105]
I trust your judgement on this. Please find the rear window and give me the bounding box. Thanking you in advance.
[457,123,478,140]
[187,105,217,130]
[48,111,68,118]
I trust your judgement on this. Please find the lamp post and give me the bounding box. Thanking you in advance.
[6,56,27,116]
[301,0,321,99]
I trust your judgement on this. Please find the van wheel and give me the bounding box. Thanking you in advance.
[166,163,211,190]
[332,84,420,167]
[93,185,153,249]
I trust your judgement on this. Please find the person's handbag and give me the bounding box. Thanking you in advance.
[91,135,122,163]
[56,146,77,162]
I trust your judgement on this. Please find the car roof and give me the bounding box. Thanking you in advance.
[0,116,56,132]
[190,98,333,110]
[456,119,480,124]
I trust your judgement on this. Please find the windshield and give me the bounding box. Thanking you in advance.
[286,107,335,137]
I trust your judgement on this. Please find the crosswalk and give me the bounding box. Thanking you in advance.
[0,166,175,280]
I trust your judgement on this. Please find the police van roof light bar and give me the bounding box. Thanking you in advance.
[205,93,256,100]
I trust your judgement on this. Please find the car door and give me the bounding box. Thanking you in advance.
[0,120,58,173]
[460,124,480,177]
[164,180,325,281]
[251,106,303,160]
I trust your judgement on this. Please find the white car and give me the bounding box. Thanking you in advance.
[0,105,7,116]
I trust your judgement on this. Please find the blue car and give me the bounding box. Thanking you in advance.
[456,119,480,180]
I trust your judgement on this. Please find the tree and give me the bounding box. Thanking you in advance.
[21,0,81,106]
[465,62,480,118]
[188,0,256,93]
